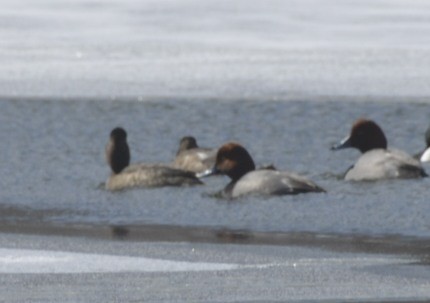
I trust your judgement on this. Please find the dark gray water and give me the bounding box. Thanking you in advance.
[2,97,429,238]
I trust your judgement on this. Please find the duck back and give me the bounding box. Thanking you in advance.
[174,148,217,173]
[345,148,426,181]
[106,164,202,191]
[226,169,325,198]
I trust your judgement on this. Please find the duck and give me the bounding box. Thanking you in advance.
[197,142,325,198]
[415,124,430,162]
[173,136,217,173]
[105,127,202,191]
[331,118,427,181]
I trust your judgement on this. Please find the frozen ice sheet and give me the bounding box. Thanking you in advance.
[0,248,239,274]
[0,247,411,274]
[1,0,430,99]
[0,233,429,302]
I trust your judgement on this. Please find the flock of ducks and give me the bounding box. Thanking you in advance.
[105,118,430,199]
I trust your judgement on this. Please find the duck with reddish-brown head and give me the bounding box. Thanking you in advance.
[198,142,325,199]
[332,118,427,181]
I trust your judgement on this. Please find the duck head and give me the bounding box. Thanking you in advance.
[332,118,387,153]
[106,127,130,174]
[197,142,255,181]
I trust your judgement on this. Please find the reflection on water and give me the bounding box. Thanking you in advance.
[0,97,429,239]
[111,226,130,240]
[1,218,429,263]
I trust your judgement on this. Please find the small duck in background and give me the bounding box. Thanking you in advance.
[415,124,430,162]
[198,142,325,199]
[173,136,217,173]
[105,128,202,191]
[332,118,427,181]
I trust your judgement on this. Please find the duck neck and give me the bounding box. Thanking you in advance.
[109,140,130,174]
[228,161,255,181]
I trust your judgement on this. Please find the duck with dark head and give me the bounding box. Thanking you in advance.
[172,136,217,174]
[105,127,202,191]
[415,124,430,162]
[198,142,325,199]
[332,118,427,181]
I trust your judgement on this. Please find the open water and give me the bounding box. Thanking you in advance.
[1,97,430,238]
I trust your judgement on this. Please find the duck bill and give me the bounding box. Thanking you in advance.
[196,167,219,178]
[331,135,352,150]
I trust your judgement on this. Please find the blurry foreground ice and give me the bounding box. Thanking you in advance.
[0,248,409,274]
[0,248,238,273]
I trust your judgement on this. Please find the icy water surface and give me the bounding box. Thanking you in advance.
[1,97,429,239]
[2,0,430,301]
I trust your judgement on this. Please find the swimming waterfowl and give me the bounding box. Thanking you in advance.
[331,118,427,181]
[415,124,430,162]
[198,142,325,198]
[105,127,202,191]
[173,136,217,173]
